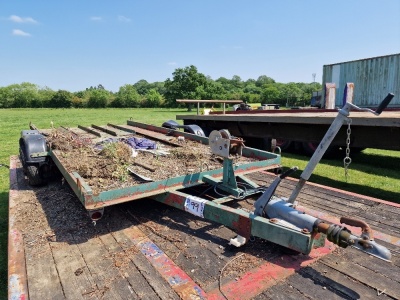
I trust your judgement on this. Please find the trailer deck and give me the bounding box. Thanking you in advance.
[9,155,400,299]
[177,110,400,150]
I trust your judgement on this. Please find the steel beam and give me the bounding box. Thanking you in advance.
[152,190,316,254]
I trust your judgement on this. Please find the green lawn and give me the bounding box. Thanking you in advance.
[0,108,399,299]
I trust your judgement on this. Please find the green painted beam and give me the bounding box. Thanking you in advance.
[152,190,314,254]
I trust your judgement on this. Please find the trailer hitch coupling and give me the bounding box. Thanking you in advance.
[317,220,391,262]
[255,197,392,261]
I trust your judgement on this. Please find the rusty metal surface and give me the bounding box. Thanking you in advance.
[323,54,400,107]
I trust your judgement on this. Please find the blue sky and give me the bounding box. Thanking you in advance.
[1,1,399,92]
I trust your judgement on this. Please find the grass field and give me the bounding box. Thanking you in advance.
[0,108,399,299]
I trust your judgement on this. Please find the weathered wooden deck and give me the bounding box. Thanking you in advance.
[8,156,400,299]
[177,110,400,150]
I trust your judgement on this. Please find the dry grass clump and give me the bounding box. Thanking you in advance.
[99,142,132,162]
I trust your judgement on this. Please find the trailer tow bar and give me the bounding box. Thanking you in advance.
[252,93,394,261]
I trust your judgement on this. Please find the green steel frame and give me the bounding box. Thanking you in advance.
[45,121,324,254]
[49,121,280,209]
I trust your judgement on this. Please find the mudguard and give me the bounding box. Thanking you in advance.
[183,124,205,137]
[162,120,205,137]
[19,130,48,165]
[162,120,180,129]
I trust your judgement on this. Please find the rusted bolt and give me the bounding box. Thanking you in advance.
[269,218,278,224]
[301,228,310,234]
[348,239,355,245]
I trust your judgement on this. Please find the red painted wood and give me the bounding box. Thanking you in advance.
[207,242,334,300]
[8,156,29,300]
[122,226,207,299]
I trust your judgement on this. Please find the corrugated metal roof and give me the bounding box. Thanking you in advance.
[322,54,400,107]
[324,53,400,67]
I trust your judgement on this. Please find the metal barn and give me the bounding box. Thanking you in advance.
[322,53,400,107]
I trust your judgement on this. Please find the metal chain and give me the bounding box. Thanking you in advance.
[343,118,352,181]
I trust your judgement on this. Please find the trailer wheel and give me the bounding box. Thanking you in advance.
[276,139,293,152]
[26,164,44,186]
[19,149,28,175]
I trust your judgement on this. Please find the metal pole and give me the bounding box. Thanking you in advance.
[287,105,350,204]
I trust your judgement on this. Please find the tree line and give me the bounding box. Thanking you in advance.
[0,65,321,109]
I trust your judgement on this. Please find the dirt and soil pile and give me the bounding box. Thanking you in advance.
[45,128,256,194]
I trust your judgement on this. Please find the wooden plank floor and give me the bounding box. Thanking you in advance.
[8,157,400,299]
[177,110,400,127]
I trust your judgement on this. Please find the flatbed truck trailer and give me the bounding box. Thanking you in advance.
[8,156,400,299]
[8,98,399,299]
[177,109,400,152]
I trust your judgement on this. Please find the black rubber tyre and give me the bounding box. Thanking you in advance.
[275,139,293,152]
[26,164,44,186]
[19,150,28,175]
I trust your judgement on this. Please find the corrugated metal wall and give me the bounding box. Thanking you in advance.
[322,54,400,107]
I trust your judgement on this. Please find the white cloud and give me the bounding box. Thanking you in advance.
[118,15,131,22]
[9,15,37,24]
[12,29,31,37]
[167,62,177,66]
[90,16,102,21]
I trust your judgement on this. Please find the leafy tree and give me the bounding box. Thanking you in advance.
[256,75,275,87]
[112,84,142,107]
[87,89,110,108]
[164,65,208,107]
[7,83,41,107]
[133,80,151,95]
[71,96,86,108]
[85,84,106,91]
[195,80,226,100]
[215,77,232,91]
[231,75,243,88]
[242,93,261,103]
[215,76,243,93]
[281,83,304,106]
[245,78,256,85]
[37,87,55,107]
[261,86,280,103]
[296,82,322,102]
[133,80,167,97]
[226,91,242,100]
[0,86,14,108]
[0,69,324,109]
[49,90,73,108]
[71,90,89,108]
[144,89,164,107]
[74,91,86,98]
[243,83,262,95]
[152,81,166,95]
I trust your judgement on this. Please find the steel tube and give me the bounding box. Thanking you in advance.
[288,106,350,203]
